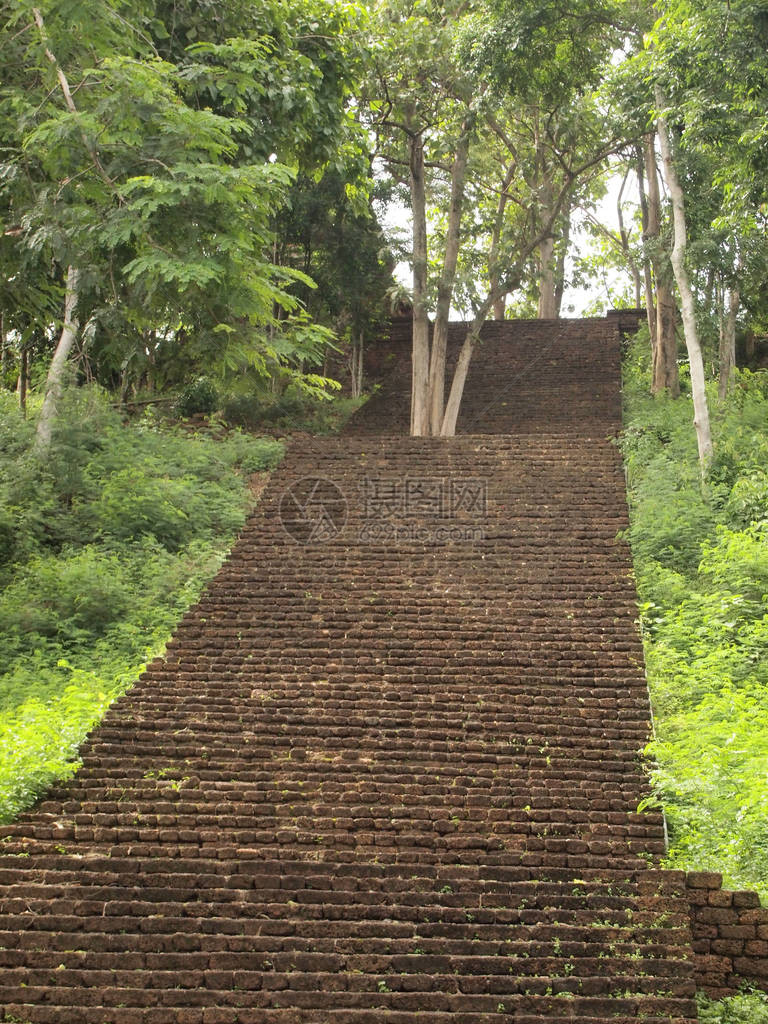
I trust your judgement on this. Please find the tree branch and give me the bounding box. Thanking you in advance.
[32,7,115,190]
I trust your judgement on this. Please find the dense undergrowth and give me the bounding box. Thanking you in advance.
[621,331,768,901]
[697,990,768,1022]
[177,373,369,435]
[0,387,283,822]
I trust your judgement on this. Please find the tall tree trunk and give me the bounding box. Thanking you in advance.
[351,332,364,400]
[631,266,642,309]
[18,346,28,417]
[703,267,716,316]
[0,313,8,385]
[635,144,657,353]
[440,180,567,435]
[31,9,108,449]
[553,213,571,317]
[746,330,756,364]
[718,285,739,399]
[440,290,497,436]
[489,162,516,320]
[615,168,641,308]
[655,87,713,469]
[440,272,523,436]
[35,265,80,453]
[536,167,556,317]
[534,127,557,319]
[643,133,679,397]
[428,118,472,434]
[537,232,557,318]
[322,343,330,380]
[409,132,430,436]
[489,220,505,320]
[655,282,678,392]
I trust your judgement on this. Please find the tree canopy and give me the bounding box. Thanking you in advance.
[1,0,385,440]
[1,0,767,452]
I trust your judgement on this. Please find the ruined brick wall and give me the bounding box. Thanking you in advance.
[686,871,768,997]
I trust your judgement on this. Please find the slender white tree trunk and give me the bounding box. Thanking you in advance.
[655,86,713,468]
[349,331,364,399]
[553,213,570,317]
[31,8,109,451]
[35,265,81,453]
[534,127,557,319]
[440,336,474,436]
[537,233,557,318]
[614,168,641,308]
[409,132,430,436]
[489,163,515,320]
[440,290,497,436]
[428,119,471,434]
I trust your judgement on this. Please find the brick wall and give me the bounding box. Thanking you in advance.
[687,871,768,997]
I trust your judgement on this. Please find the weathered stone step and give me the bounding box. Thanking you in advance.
[0,996,698,1024]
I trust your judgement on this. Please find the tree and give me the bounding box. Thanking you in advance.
[618,0,768,465]
[365,0,479,435]
[1,0,368,446]
[654,85,713,467]
[455,93,617,321]
[637,134,680,396]
[597,23,682,397]
[367,0,624,436]
[271,170,394,397]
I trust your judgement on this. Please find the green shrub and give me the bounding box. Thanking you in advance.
[93,465,237,551]
[220,431,284,473]
[725,470,768,528]
[175,376,219,417]
[628,458,717,572]
[697,990,768,1023]
[699,524,768,603]
[0,666,119,823]
[221,393,265,428]
[0,390,34,452]
[0,546,132,637]
[261,393,307,423]
[0,499,16,567]
[222,386,367,434]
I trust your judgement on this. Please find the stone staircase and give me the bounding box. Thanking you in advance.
[350,318,624,436]
[0,317,702,1022]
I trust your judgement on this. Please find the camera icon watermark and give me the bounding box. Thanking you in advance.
[279,476,348,544]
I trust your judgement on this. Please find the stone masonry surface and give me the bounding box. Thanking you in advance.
[0,315,758,1022]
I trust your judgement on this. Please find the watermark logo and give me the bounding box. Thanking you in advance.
[279,476,348,544]
[363,476,487,519]
[280,474,487,545]
[359,475,487,544]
